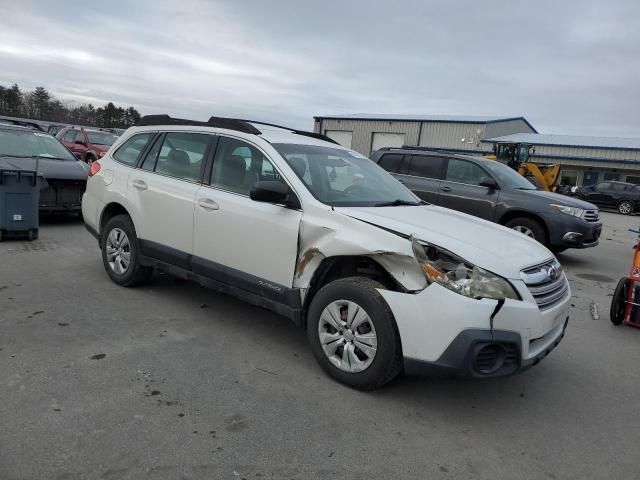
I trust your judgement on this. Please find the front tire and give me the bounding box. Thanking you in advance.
[306,277,403,390]
[618,200,633,215]
[505,217,547,246]
[101,215,153,287]
[610,277,629,325]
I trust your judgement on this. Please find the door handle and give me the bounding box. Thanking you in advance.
[440,186,452,192]
[132,179,148,191]
[198,198,220,211]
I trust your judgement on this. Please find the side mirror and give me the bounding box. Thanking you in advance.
[250,181,300,208]
[479,176,499,190]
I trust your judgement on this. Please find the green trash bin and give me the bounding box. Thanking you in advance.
[0,169,47,241]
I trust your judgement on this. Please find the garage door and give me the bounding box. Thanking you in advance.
[372,133,405,152]
[325,130,353,148]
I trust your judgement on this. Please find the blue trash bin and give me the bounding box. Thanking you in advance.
[0,169,47,241]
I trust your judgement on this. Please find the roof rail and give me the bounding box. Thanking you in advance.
[0,119,44,131]
[137,114,261,135]
[236,119,339,145]
[137,114,340,145]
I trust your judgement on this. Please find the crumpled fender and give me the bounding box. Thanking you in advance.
[293,210,428,293]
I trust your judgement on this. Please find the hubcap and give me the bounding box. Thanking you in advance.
[512,225,535,238]
[105,227,131,275]
[318,300,378,373]
[620,202,632,214]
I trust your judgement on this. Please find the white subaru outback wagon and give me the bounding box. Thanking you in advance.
[82,115,570,390]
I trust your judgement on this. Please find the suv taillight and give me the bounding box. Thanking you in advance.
[88,161,101,177]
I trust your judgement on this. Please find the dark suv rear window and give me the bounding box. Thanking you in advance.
[378,153,405,173]
[408,155,443,179]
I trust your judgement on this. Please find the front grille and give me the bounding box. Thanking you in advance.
[584,209,600,222]
[521,260,569,311]
[39,180,85,208]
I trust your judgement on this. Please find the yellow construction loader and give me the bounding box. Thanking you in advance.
[485,142,560,191]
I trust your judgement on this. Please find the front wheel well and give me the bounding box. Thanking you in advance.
[498,211,548,238]
[302,255,405,325]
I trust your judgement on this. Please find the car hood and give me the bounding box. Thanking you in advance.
[334,204,554,280]
[0,156,88,181]
[513,188,598,209]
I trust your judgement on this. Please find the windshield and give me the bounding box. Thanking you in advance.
[0,128,76,160]
[482,160,537,190]
[273,143,420,207]
[86,132,118,145]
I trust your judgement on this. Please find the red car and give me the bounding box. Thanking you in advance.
[57,127,118,164]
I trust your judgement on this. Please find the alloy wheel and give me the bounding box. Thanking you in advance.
[318,300,378,373]
[512,225,535,238]
[619,201,632,215]
[105,227,131,275]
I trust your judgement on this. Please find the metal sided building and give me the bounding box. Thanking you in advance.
[481,133,640,187]
[313,114,537,156]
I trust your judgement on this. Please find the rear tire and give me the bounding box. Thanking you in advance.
[85,155,95,166]
[101,215,152,287]
[618,200,633,215]
[610,277,629,325]
[306,277,403,390]
[505,217,547,246]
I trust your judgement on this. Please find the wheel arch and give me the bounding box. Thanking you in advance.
[100,202,132,237]
[498,210,549,241]
[301,255,407,327]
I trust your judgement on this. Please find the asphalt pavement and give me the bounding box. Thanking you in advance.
[1,212,639,480]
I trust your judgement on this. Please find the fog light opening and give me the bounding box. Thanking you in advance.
[473,343,507,375]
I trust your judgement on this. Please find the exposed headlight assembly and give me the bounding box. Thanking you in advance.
[411,236,519,300]
[549,203,585,218]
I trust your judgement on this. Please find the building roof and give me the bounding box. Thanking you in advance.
[314,113,530,124]
[484,133,640,152]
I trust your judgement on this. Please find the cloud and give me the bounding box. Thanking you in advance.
[0,0,639,136]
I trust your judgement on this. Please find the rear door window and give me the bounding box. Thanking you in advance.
[408,155,444,179]
[153,132,211,181]
[445,159,487,186]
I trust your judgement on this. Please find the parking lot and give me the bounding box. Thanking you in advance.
[0,211,639,480]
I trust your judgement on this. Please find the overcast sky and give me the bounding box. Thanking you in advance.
[1,0,639,136]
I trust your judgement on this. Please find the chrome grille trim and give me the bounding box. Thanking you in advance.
[584,209,600,222]
[521,260,569,311]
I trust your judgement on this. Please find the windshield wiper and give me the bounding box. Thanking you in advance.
[374,199,425,207]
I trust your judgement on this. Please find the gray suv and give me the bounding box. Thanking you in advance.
[371,148,602,253]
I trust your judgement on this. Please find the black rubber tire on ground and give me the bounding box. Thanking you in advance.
[85,155,95,165]
[610,277,629,325]
[617,200,634,215]
[550,246,567,254]
[504,217,547,246]
[306,277,403,390]
[101,214,153,287]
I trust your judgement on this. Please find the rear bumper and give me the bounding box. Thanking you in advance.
[404,317,568,378]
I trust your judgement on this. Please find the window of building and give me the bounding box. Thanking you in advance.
[113,133,155,166]
[559,169,578,186]
[626,176,640,185]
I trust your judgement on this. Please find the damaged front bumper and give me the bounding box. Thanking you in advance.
[404,318,568,378]
[378,281,571,378]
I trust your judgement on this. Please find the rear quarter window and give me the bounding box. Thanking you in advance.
[377,154,405,173]
[113,133,155,166]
